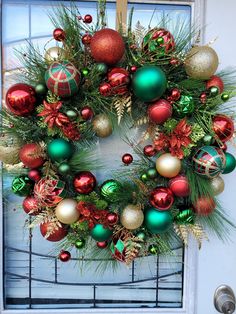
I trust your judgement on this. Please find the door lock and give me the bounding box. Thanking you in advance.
[214,285,236,314]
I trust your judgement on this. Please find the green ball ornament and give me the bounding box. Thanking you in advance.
[210,86,219,97]
[12,175,33,197]
[140,173,148,182]
[203,134,214,145]
[147,168,158,179]
[82,68,89,76]
[136,231,146,241]
[100,180,121,202]
[96,63,108,74]
[58,162,71,174]
[148,244,159,255]
[66,110,77,119]
[75,238,85,249]
[174,209,195,225]
[175,95,195,117]
[132,66,167,102]
[35,83,47,95]
[144,208,173,234]
[221,93,230,102]
[90,224,113,242]
[223,152,236,174]
[47,139,74,162]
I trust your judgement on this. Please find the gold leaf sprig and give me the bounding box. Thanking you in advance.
[113,94,132,124]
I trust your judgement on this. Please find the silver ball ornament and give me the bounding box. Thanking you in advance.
[120,204,144,230]
[55,198,79,224]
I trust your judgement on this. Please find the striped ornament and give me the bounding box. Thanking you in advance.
[45,61,80,97]
[192,146,226,178]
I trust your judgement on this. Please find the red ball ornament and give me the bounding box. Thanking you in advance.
[53,28,65,41]
[212,114,234,142]
[149,187,174,210]
[143,145,157,157]
[169,175,190,197]
[22,196,40,215]
[130,65,137,73]
[40,222,68,242]
[206,75,224,94]
[106,212,119,225]
[200,92,207,104]
[83,14,93,24]
[73,171,96,194]
[122,153,133,165]
[6,83,37,116]
[19,143,45,169]
[148,99,172,124]
[99,82,112,96]
[107,67,130,95]
[59,250,71,262]
[193,196,215,216]
[82,33,92,45]
[80,106,94,120]
[170,58,180,66]
[90,28,125,65]
[97,241,108,249]
[170,88,181,101]
[143,28,175,54]
[28,169,41,182]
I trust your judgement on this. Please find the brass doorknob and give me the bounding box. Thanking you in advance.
[214,285,236,314]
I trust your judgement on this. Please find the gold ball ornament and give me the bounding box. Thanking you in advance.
[55,198,79,224]
[120,204,144,230]
[185,46,219,80]
[0,146,20,164]
[92,114,113,138]
[156,153,181,178]
[44,47,66,64]
[211,176,225,195]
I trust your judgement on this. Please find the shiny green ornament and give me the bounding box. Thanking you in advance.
[203,134,214,145]
[221,93,230,102]
[147,168,158,179]
[90,224,113,242]
[96,63,108,74]
[140,173,148,182]
[75,238,85,249]
[132,66,167,102]
[223,152,236,174]
[148,244,159,255]
[47,139,74,162]
[175,95,195,117]
[174,209,195,225]
[12,175,33,197]
[66,110,77,119]
[144,208,173,234]
[136,231,146,241]
[58,162,71,174]
[82,68,89,76]
[210,86,219,97]
[35,83,47,95]
[100,179,121,202]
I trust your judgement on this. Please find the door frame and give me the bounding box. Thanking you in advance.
[0,0,205,313]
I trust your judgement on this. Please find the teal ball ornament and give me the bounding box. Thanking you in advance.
[144,207,173,234]
[223,152,236,174]
[47,139,74,162]
[132,66,167,102]
[192,146,226,178]
[90,224,113,242]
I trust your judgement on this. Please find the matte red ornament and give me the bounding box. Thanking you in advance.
[53,28,65,41]
[143,145,157,157]
[206,75,224,94]
[80,106,94,120]
[122,153,133,165]
[73,171,96,194]
[149,187,174,210]
[19,143,45,169]
[106,212,119,225]
[83,14,92,23]
[40,222,68,242]
[59,250,71,262]
[6,83,37,116]
[169,175,190,197]
[99,82,112,96]
[148,99,172,124]
[82,33,92,45]
[28,169,41,182]
[22,196,40,215]
[200,92,207,104]
[193,196,215,216]
[130,65,137,73]
[90,28,125,65]
[212,114,234,142]
[170,88,181,101]
[97,241,108,249]
[107,67,130,95]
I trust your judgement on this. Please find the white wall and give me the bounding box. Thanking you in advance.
[197,1,236,313]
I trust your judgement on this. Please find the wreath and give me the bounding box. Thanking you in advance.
[1,1,236,266]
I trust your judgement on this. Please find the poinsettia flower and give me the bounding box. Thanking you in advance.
[38,100,70,128]
[154,133,170,151]
[169,146,185,159]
